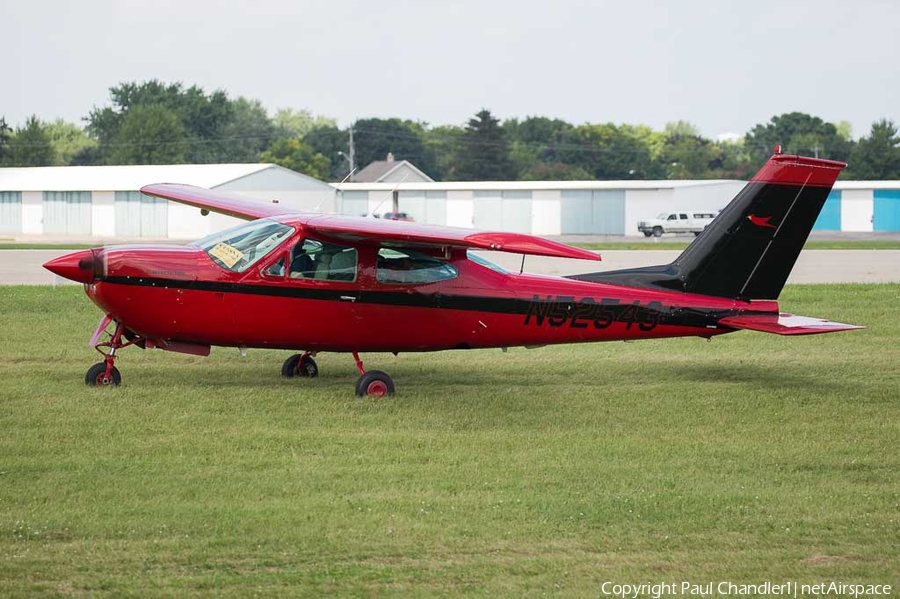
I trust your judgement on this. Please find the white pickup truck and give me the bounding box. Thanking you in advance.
[638,212,716,237]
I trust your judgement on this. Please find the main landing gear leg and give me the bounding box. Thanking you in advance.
[352,352,394,398]
[282,351,318,378]
[85,320,126,386]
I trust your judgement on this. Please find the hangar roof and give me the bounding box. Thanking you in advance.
[334,179,738,192]
[0,163,322,192]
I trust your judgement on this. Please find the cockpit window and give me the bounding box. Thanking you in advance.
[192,219,295,273]
[377,248,458,285]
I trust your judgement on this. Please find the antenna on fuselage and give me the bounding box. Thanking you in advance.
[520,254,525,274]
[369,173,409,218]
[315,168,356,214]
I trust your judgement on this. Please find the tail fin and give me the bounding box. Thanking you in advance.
[569,154,846,300]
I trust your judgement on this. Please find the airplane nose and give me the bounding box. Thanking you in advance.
[43,249,97,284]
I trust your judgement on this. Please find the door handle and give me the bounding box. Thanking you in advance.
[340,295,357,302]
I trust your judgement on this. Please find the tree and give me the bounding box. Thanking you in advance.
[8,116,56,166]
[659,122,720,179]
[353,118,435,177]
[108,104,186,164]
[557,123,662,179]
[260,137,331,180]
[744,112,854,169]
[217,97,277,162]
[273,108,336,138]
[87,80,233,163]
[304,125,350,180]
[503,116,574,178]
[847,120,900,179]
[44,119,97,165]
[418,125,462,181]
[0,117,11,165]
[453,109,515,181]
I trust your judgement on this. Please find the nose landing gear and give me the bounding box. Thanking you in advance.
[85,318,141,387]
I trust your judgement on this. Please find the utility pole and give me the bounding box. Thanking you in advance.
[348,124,356,174]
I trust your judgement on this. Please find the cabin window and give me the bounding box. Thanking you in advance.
[377,248,458,285]
[288,238,357,282]
[467,250,508,274]
[667,214,677,220]
[192,219,294,273]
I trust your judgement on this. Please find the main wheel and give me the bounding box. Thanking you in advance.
[355,370,394,397]
[643,231,652,237]
[652,226,663,237]
[85,362,121,387]
[282,354,318,378]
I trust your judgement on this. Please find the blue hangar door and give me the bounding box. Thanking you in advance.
[874,190,900,231]
[812,190,841,231]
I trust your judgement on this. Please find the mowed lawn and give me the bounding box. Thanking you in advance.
[0,285,897,596]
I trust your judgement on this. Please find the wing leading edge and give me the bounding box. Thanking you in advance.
[140,183,601,262]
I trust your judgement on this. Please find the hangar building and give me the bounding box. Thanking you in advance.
[0,164,334,239]
[1,164,897,239]
[335,180,900,236]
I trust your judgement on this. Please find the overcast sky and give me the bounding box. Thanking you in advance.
[2,0,897,139]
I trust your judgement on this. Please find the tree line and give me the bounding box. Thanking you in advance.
[1,80,899,181]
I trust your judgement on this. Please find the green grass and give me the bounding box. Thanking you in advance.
[0,284,898,596]
[574,240,900,250]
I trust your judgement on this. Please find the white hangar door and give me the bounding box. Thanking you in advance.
[0,192,22,234]
[339,191,368,216]
[43,191,92,235]
[561,190,625,234]
[115,191,168,237]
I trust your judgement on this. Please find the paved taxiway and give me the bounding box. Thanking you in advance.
[2,249,898,285]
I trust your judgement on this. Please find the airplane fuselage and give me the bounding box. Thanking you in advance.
[81,243,768,354]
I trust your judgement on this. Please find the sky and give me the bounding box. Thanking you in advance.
[2,0,898,139]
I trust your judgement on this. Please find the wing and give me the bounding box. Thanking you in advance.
[298,214,601,261]
[140,183,292,220]
[718,313,864,335]
[141,183,601,262]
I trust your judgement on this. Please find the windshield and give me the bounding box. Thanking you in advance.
[467,250,508,274]
[191,219,295,272]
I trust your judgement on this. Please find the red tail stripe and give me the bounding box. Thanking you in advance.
[750,154,846,188]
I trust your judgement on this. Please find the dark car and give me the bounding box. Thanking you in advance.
[382,212,414,221]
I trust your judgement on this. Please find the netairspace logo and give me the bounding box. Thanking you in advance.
[599,581,892,598]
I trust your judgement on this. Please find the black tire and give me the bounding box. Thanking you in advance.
[652,226,663,237]
[643,231,652,237]
[85,362,121,387]
[282,354,318,378]
[355,370,394,398]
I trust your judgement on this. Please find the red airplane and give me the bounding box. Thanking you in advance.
[44,153,862,397]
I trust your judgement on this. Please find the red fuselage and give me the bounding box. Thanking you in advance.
[72,237,770,354]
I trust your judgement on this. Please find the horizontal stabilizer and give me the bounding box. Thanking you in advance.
[718,313,864,336]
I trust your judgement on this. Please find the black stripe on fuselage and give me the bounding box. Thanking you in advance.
[94,275,767,330]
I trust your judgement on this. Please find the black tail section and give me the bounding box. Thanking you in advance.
[568,154,846,300]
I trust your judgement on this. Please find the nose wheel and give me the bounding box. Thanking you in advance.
[85,318,136,387]
[352,352,394,397]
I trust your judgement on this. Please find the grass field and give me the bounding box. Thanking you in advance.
[0,284,898,596]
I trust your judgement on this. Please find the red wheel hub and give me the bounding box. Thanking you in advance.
[366,380,388,397]
[95,373,113,386]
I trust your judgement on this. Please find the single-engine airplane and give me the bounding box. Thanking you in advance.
[44,152,862,396]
